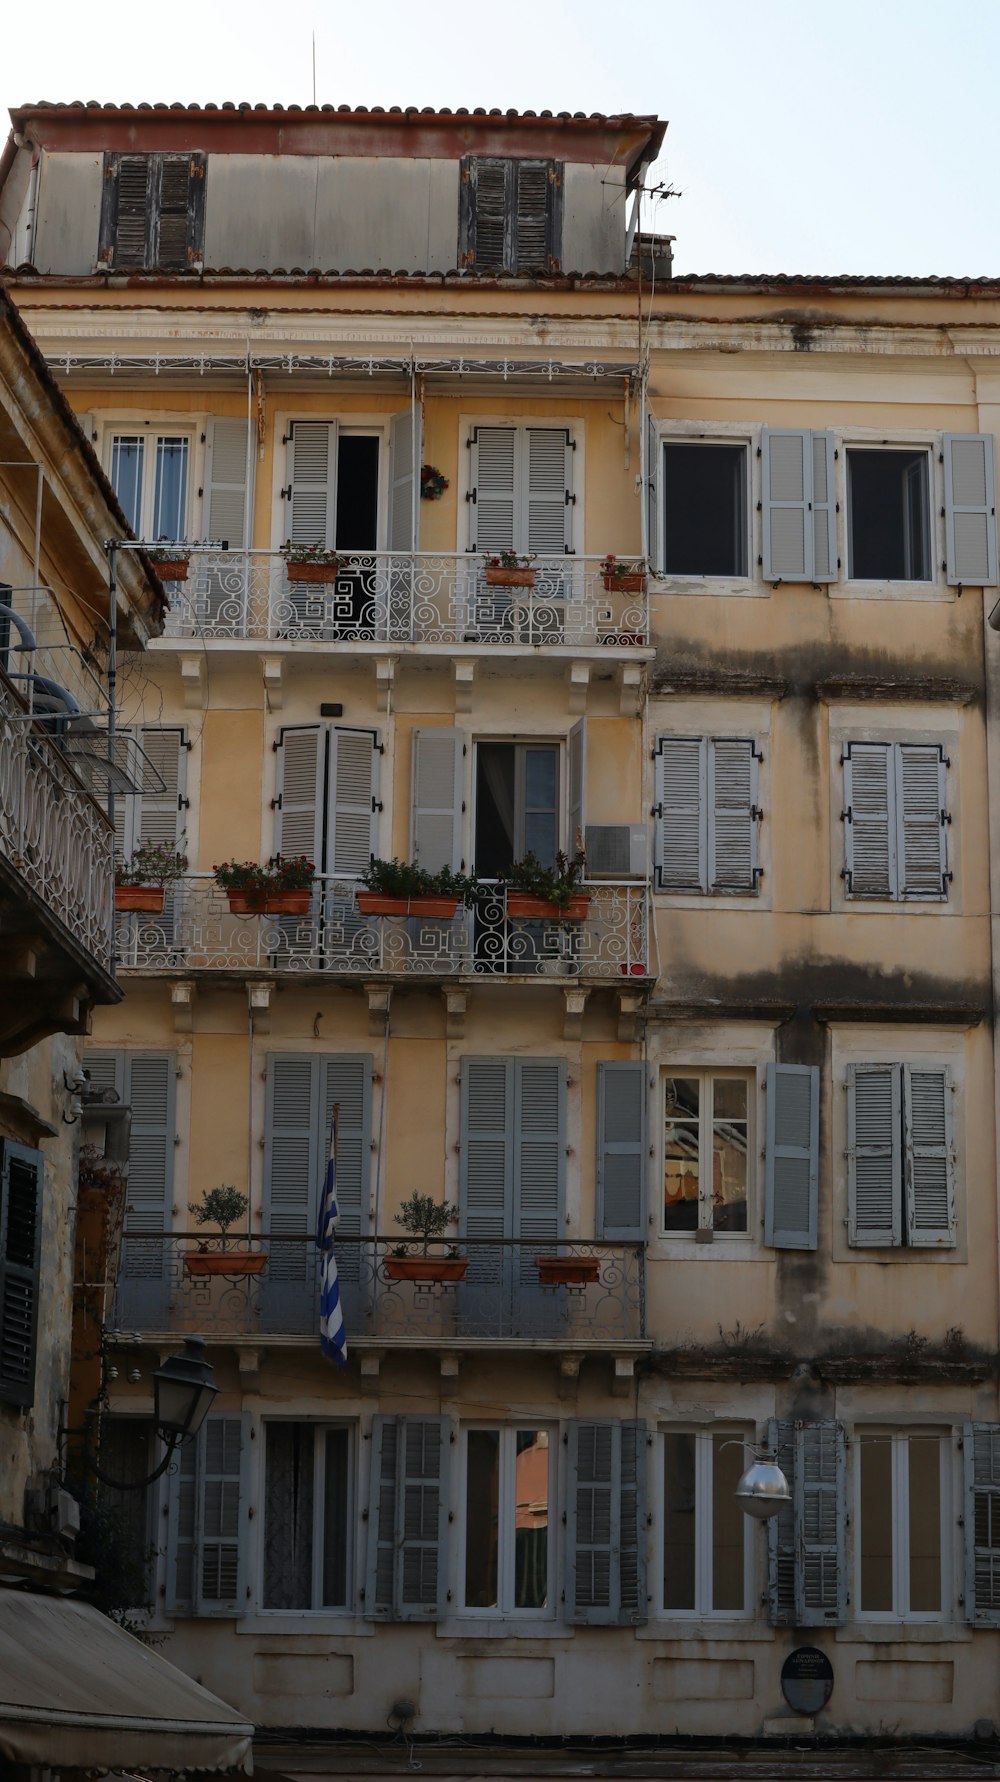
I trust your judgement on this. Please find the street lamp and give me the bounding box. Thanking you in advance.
[735,1452,792,1520]
[69,1335,218,1491]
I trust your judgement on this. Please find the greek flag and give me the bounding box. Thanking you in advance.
[317,1114,347,1367]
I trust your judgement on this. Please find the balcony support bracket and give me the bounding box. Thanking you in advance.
[559,1354,582,1401]
[619,662,644,717]
[617,990,645,1043]
[359,1350,384,1391]
[568,661,591,715]
[262,657,284,710]
[248,982,271,1033]
[178,652,207,711]
[237,1348,261,1389]
[170,980,196,1033]
[454,660,476,715]
[439,1353,461,1383]
[443,988,468,1039]
[611,1355,636,1398]
[375,658,397,713]
[562,986,590,1040]
[367,985,392,1035]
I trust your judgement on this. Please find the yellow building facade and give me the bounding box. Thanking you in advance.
[5,100,1000,1742]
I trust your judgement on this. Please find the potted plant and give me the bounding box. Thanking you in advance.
[502,851,590,920]
[385,1191,468,1282]
[282,543,340,583]
[484,551,536,589]
[355,858,477,919]
[600,554,647,595]
[536,1252,601,1286]
[145,543,191,582]
[114,843,188,913]
[213,855,315,915]
[420,464,449,501]
[183,1183,265,1276]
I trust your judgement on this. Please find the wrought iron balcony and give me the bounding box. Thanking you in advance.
[157,551,649,650]
[115,876,651,980]
[114,1235,646,1345]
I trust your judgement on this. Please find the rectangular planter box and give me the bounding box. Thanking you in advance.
[114,886,165,914]
[183,1251,267,1276]
[603,572,647,593]
[536,1255,601,1285]
[506,893,590,920]
[485,566,535,588]
[356,893,460,918]
[286,559,339,582]
[151,559,189,582]
[226,889,312,915]
[384,1255,469,1283]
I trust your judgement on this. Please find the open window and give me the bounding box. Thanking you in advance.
[661,441,748,577]
[847,448,932,581]
[461,1426,553,1616]
[262,1422,353,1610]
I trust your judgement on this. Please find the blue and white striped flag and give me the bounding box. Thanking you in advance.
[316,1113,347,1367]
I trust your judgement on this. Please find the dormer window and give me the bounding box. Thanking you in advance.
[459,157,562,275]
[98,152,206,272]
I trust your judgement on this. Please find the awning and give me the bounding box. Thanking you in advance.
[0,1587,254,1773]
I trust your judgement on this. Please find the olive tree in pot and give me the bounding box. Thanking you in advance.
[385,1191,468,1282]
[184,1183,265,1275]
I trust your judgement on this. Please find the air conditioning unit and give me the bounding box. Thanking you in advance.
[584,824,648,878]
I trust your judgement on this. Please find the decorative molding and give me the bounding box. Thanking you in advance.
[170,980,195,1032]
[454,660,476,714]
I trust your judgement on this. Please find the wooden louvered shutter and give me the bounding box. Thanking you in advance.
[965,1423,1000,1625]
[903,1066,955,1246]
[204,417,250,549]
[410,728,464,873]
[327,727,379,876]
[566,1421,646,1625]
[120,1055,176,1318]
[843,742,894,898]
[469,427,516,553]
[944,434,998,586]
[154,154,202,271]
[197,1414,249,1616]
[364,1416,451,1621]
[766,1417,797,1625]
[103,153,151,269]
[166,1417,198,1614]
[645,414,660,574]
[0,1142,43,1408]
[514,161,555,272]
[263,1054,320,1314]
[847,1063,901,1246]
[526,428,573,555]
[619,1420,647,1626]
[764,1064,819,1251]
[655,737,706,891]
[388,407,420,553]
[365,1415,399,1619]
[597,1062,646,1241]
[708,738,758,891]
[796,1421,847,1626]
[762,428,811,581]
[84,1050,125,1102]
[896,744,948,898]
[136,727,186,855]
[514,1058,564,1264]
[288,421,337,548]
[811,430,837,582]
[320,1055,371,1249]
[274,726,324,865]
[567,718,586,854]
[460,1058,513,1322]
[462,158,509,271]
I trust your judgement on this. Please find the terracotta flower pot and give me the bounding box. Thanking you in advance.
[114,885,165,914]
[286,559,339,582]
[225,889,269,914]
[356,892,460,918]
[152,558,189,582]
[536,1255,601,1285]
[183,1250,267,1276]
[603,571,647,594]
[620,962,647,976]
[485,566,535,588]
[384,1255,469,1283]
[506,892,591,920]
[224,888,312,915]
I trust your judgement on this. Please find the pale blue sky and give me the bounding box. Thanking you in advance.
[3,0,998,277]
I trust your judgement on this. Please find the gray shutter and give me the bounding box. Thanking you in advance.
[567,718,586,856]
[136,727,186,854]
[197,1413,250,1616]
[288,421,337,548]
[274,726,324,865]
[566,1421,647,1626]
[896,744,948,898]
[645,414,660,574]
[388,405,420,554]
[944,433,998,586]
[847,1063,901,1246]
[410,727,464,873]
[327,727,379,876]
[811,430,837,582]
[843,742,894,898]
[84,1050,125,1101]
[903,1066,955,1247]
[514,161,556,273]
[364,1416,451,1621]
[121,1054,176,1304]
[263,1055,321,1304]
[525,429,573,555]
[762,428,811,581]
[964,1423,1000,1625]
[460,1058,514,1278]
[655,737,706,891]
[166,1418,198,1615]
[320,1055,371,1244]
[514,1058,564,1257]
[469,427,515,553]
[106,153,151,268]
[766,1417,797,1625]
[597,1061,646,1240]
[796,1420,847,1626]
[154,153,205,270]
[708,738,758,891]
[0,1141,43,1408]
[465,158,509,271]
[764,1063,819,1250]
[204,417,250,549]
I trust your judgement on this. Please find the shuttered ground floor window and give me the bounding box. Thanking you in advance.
[660,1429,749,1616]
[263,1422,352,1610]
[462,1427,552,1615]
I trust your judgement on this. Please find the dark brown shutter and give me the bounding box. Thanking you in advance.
[0,1141,43,1407]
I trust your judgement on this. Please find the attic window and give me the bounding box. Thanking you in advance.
[98,152,206,272]
[459,157,562,275]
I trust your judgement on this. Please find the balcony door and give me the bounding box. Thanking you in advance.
[284,416,416,636]
[467,426,575,637]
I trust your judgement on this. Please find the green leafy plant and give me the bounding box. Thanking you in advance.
[281,542,340,566]
[360,857,478,901]
[188,1182,249,1245]
[392,1190,460,1257]
[114,843,188,888]
[144,542,190,564]
[500,849,587,910]
[484,551,535,571]
[213,855,315,895]
[600,553,646,580]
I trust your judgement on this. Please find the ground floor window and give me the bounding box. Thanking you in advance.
[462,1426,552,1614]
[661,1428,747,1615]
[857,1430,945,1618]
[262,1422,352,1609]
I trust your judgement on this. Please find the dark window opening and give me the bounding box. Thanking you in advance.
[662,442,748,577]
[847,448,931,581]
[335,436,379,551]
[475,743,558,876]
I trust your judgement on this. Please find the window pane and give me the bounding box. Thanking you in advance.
[522,747,558,866]
[111,436,144,533]
[712,1435,744,1611]
[847,449,931,581]
[465,1429,500,1608]
[664,1077,700,1232]
[322,1427,350,1607]
[152,436,189,539]
[514,1429,548,1610]
[663,1433,697,1609]
[264,1424,314,1609]
[860,1437,893,1613]
[663,443,748,577]
[711,1077,748,1233]
[908,1437,941,1614]
[476,745,516,875]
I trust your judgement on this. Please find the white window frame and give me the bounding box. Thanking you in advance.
[102,418,199,541]
[853,1428,952,1624]
[459,411,585,555]
[472,736,563,869]
[843,441,936,587]
[270,412,391,552]
[457,1423,556,1620]
[661,1067,755,1242]
[652,421,758,596]
[259,1419,355,1614]
[655,1425,753,1620]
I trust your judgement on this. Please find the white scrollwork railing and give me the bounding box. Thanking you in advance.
[0,678,114,971]
[158,551,649,649]
[115,876,651,980]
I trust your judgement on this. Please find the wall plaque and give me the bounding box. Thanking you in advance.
[780,1645,833,1715]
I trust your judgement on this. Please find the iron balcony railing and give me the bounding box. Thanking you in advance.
[158,550,650,649]
[115,875,652,979]
[0,676,115,971]
[114,1235,646,1344]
